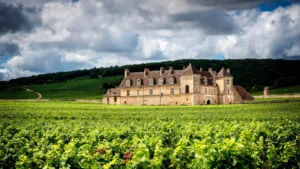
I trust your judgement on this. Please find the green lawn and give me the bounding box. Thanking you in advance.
[0,76,122,100]
[252,85,300,96]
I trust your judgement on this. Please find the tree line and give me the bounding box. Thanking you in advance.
[0,59,299,92]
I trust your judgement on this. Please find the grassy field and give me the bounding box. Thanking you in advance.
[0,101,299,168]
[0,75,122,100]
[252,85,300,96]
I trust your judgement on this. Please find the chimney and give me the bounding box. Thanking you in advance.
[200,67,202,72]
[213,71,216,76]
[144,68,149,77]
[160,67,164,75]
[124,68,129,77]
[169,66,173,74]
[227,68,230,74]
[208,68,213,75]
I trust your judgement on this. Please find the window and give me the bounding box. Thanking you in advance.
[149,89,153,95]
[159,78,164,85]
[179,88,181,94]
[227,79,230,85]
[137,90,139,96]
[170,88,174,95]
[204,77,207,85]
[126,90,130,96]
[149,78,154,85]
[196,87,198,93]
[107,97,109,103]
[114,96,117,102]
[205,88,207,94]
[228,89,230,95]
[185,85,189,93]
[214,89,216,94]
[136,79,141,86]
[126,80,131,87]
[169,77,174,84]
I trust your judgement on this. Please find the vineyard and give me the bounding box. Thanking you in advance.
[0,101,299,168]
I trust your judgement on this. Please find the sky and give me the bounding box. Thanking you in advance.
[0,0,300,80]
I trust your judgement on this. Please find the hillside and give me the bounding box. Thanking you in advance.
[1,59,300,100]
[0,76,122,100]
[252,85,300,96]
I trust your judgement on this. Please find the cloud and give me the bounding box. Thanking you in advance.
[217,5,300,59]
[171,10,241,35]
[0,0,299,81]
[0,1,40,35]
[0,43,20,57]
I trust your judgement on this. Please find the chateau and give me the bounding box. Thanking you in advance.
[103,63,254,105]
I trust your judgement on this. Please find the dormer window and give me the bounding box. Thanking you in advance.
[159,78,164,85]
[149,78,154,85]
[169,77,174,84]
[204,77,207,85]
[136,79,141,86]
[126,80,131,87]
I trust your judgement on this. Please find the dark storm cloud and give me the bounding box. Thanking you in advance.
[0,43,20,56]
[186,0,299,10]
[0,1,39,35]
[172,10,241,35]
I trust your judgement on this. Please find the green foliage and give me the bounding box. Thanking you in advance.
[0,101,299,168]
[1,59,300,91]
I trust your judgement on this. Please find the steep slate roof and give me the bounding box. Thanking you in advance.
[216,67,232,78]
[119,63,216,88]
[234,85,254,100]
[104,88,120,97]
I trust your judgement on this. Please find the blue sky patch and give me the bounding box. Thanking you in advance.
[259,0,292,11]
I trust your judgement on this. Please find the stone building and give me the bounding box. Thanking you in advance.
[103,63,254,105]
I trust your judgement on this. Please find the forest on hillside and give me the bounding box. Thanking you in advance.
[0,59,299,92]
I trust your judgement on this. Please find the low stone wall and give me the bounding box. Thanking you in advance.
[254,94,300,98]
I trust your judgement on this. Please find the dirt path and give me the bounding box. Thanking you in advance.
[23,87,42,100]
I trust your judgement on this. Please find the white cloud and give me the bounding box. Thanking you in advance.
[218,5,300,59]
[0,0,300,80]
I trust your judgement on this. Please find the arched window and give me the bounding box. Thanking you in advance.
[149,78,154,85]
[126,80,131,87]
[185,85,189,93]
[204,77,207,85]
[169,77,174,84]
[159,78,164,85]
[136,79,141,86]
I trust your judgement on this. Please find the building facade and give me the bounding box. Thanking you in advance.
[103,63,254,105]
